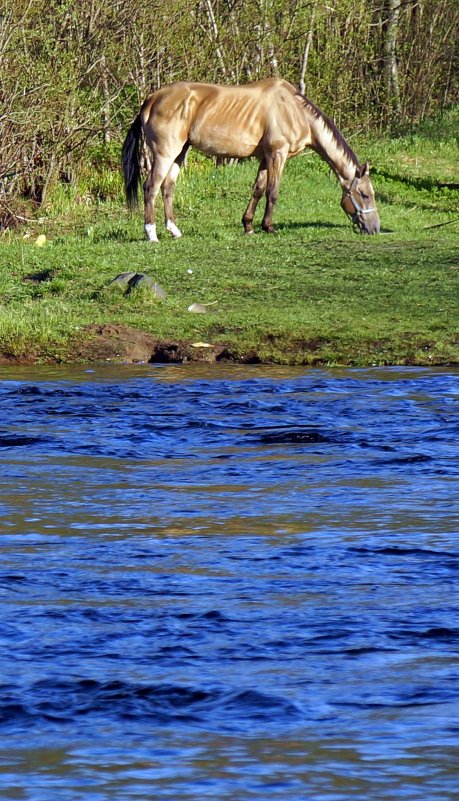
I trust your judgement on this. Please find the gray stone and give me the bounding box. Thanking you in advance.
[127,274,166,299]
[109,272,137,288]
[109,272,166,299]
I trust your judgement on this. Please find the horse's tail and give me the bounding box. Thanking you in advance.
[122,112,143,209]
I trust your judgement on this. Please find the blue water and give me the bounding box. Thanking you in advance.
[0,365,458,800]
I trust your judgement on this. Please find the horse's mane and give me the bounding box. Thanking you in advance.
[295,93,359,168]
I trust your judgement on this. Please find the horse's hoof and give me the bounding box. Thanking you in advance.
[166,220,182,239]
[242,220,254,235]
[145,223,159,243]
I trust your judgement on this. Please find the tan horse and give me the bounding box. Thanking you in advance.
[122,78,380,241]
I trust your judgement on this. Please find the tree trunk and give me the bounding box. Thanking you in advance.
[203,0,231,79]
[299,2,317,95]
[101,55,111,144]
[384,0,402,120]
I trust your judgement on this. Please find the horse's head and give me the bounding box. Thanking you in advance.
[340,162,380,235]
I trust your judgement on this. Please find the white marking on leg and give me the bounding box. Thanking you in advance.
[166,220,182,239]
[145,223,159,243]
[169,163,180,182]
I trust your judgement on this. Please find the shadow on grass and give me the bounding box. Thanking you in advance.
[275,221,348,233]
[373,169,459,193]
[277,219,397,235]
[374,183,458,216]
[91,227,138,243]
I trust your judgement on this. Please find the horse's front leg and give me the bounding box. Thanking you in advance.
[242,159,267,234]
[262,148,288,234]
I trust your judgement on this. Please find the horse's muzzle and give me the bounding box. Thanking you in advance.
[354,210,380,235]
[341,196,380,235]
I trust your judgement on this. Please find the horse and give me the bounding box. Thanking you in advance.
[122,77,380,241]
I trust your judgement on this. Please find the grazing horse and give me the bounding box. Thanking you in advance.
[122,78,380,241]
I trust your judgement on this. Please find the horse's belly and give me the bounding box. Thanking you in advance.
[189,123,262,159]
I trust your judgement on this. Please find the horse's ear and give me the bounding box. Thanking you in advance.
[356,161,370,179]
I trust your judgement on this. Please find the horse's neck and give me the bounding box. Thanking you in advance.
[306,107,358,182]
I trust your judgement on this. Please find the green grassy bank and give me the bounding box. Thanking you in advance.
[0,116,458,366]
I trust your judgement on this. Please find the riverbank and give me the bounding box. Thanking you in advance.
[1,125,457,367]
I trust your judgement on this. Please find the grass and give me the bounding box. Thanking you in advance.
[0,111,458,365]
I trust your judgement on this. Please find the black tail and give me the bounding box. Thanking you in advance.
[122,113,142,209]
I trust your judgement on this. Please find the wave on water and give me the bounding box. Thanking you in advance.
[0,679,301,730]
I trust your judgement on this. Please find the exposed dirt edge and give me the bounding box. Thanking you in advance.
[0,324,254,366]
[67,323,255,364]
[0,323,456,367]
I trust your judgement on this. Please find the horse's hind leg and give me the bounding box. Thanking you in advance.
[143,154,178,242]
[161,145,189,239]
[242,159,267,234]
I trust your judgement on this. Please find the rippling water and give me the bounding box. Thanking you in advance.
[0,365,458,800]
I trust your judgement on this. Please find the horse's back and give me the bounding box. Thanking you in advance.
[141,78,307,160]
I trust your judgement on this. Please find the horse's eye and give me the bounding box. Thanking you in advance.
[359,191,369,200]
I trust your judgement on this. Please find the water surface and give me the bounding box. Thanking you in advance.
[0,365,458,799]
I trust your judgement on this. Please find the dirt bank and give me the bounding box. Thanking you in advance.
[0,324,260,366]
[0,323,456,367]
